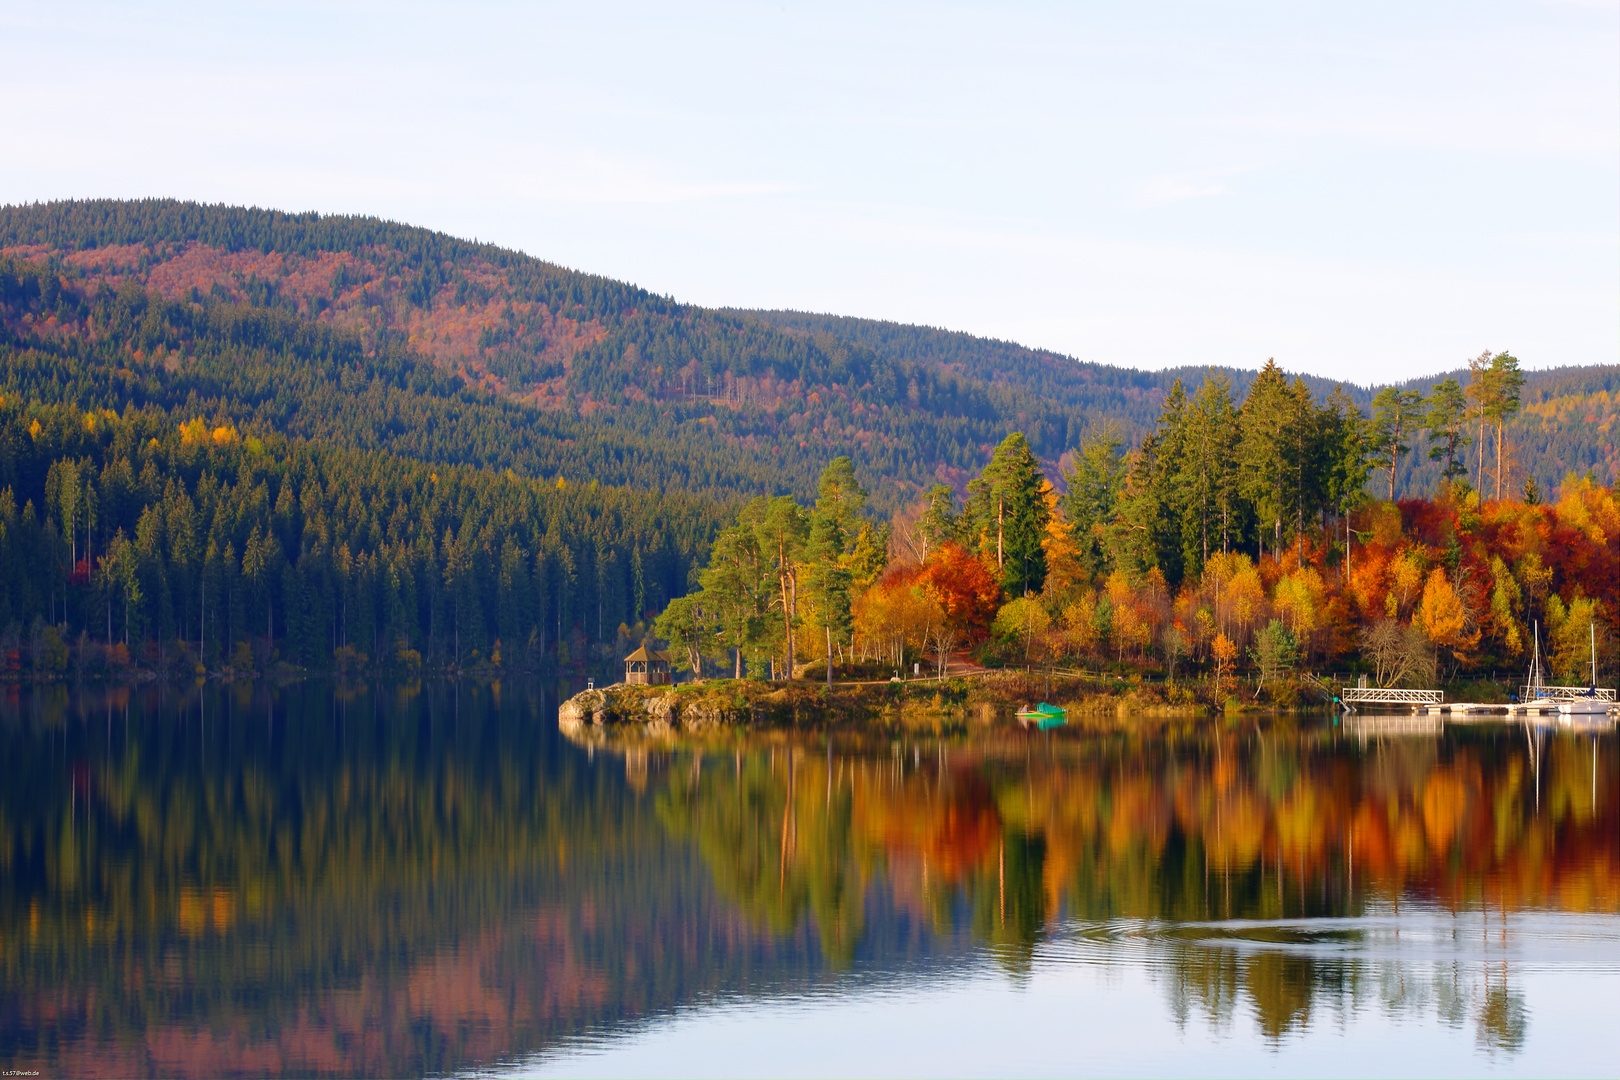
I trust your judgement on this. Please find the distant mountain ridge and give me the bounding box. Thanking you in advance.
[3,198,1613,507]
[742,307,1619,496]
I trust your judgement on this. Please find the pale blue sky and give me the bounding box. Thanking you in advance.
[2,1,1615,382]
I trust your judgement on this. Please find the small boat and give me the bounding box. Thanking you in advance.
[1017,703,1068,731]
[1559,623,1614,716]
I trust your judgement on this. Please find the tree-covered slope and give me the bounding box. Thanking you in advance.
[2,198,1613,514]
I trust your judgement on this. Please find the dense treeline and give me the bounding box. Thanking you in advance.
[5,200,1612,517]
[0,244,1084,511]
[669,362,1616,697]
[0,254,823,501]
[2,200,1614,686]
[0,197,661,327]
[747,309,1363,430]
[0,399,726,678]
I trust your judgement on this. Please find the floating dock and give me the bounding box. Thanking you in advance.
[1335,682,1615,720]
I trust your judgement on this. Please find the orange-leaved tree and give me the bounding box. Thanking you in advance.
[1415,568,1477,663]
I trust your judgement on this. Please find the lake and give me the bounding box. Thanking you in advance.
[1,680,1614,1078]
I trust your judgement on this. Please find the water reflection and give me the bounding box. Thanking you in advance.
[643,722,1614,1054]
[0,683,1613,1077]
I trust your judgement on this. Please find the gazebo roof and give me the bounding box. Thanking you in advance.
[624,645,672,663]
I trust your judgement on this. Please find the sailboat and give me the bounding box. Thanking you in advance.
[1559,622,1612,716]
[1524,621,1550,705]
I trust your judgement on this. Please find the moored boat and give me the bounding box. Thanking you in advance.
[1017,702,1068,730]
[1559,622,1614,716]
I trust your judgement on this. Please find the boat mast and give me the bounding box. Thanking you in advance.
[1528,620,1544,697]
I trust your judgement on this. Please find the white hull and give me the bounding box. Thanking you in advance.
[1558,698,1611,715]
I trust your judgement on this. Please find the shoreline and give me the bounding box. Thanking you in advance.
[557,674,1283,744]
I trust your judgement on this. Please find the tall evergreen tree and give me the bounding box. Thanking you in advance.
[1464,350,1493,495]
[806,458,867,683]
[1485,351,1526,500]
[1425,377,1471,484]
[1320,385,1372,582]
[1134,382,1190,584]
[1181,373,1240,575]
[1282,377,1327,567]
[967,433,1048,597]
[698,508,771,679]
[917,484,960,562]
[1236,360,1296,561]
[1368,385,1425,501]
[1059,422,1127,579]
[755,496,808,679]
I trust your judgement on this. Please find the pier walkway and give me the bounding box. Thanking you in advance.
[1337,686,1442,713]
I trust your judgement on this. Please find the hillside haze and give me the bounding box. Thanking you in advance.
[2,199,1614,509]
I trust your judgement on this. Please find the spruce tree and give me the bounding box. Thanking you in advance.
[1141,381,1190,584]
[1059,422,1127,579]
[1236,359,1295,561]
[1181,373,1239,574]
[1321,385,1372,583]
[968,433,1048,597]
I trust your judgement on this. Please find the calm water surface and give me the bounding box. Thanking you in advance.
[1,681,1614,1077]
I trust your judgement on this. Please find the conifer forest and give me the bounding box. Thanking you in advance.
[1,199,1614,693]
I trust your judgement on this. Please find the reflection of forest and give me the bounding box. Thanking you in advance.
[656,724,1617,1043]
[0,684,1613,1075]
[0,682,881,1078]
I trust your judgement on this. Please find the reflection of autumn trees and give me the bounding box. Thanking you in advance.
[0,682,834,1078]
[660,725,1616,1030]
[668,729,1615,935]
[2,679,1611,1074]
[657,751,869,967]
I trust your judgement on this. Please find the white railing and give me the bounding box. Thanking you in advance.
[1339,687,1444,705]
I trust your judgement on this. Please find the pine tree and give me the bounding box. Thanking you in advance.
[755,496,808,679]
[807,458,866,682]
[700,508,771,679]
[1425,377,1471,484]
[1464,350,1493,495]
[1485,352,1526,500]
[1368,385,1425,501]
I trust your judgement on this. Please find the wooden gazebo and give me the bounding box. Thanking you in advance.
[624,645,673,686]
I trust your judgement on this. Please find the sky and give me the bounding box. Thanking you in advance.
[1,0,1615,384]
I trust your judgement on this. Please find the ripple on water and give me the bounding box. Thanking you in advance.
[1037,911,1620,970]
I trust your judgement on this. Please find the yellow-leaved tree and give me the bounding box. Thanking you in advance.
[1416,568,1477,662]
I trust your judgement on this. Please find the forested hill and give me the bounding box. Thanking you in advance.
[740,309,1361,413]
[1,199,1614,511]
[746,308,1620,497]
